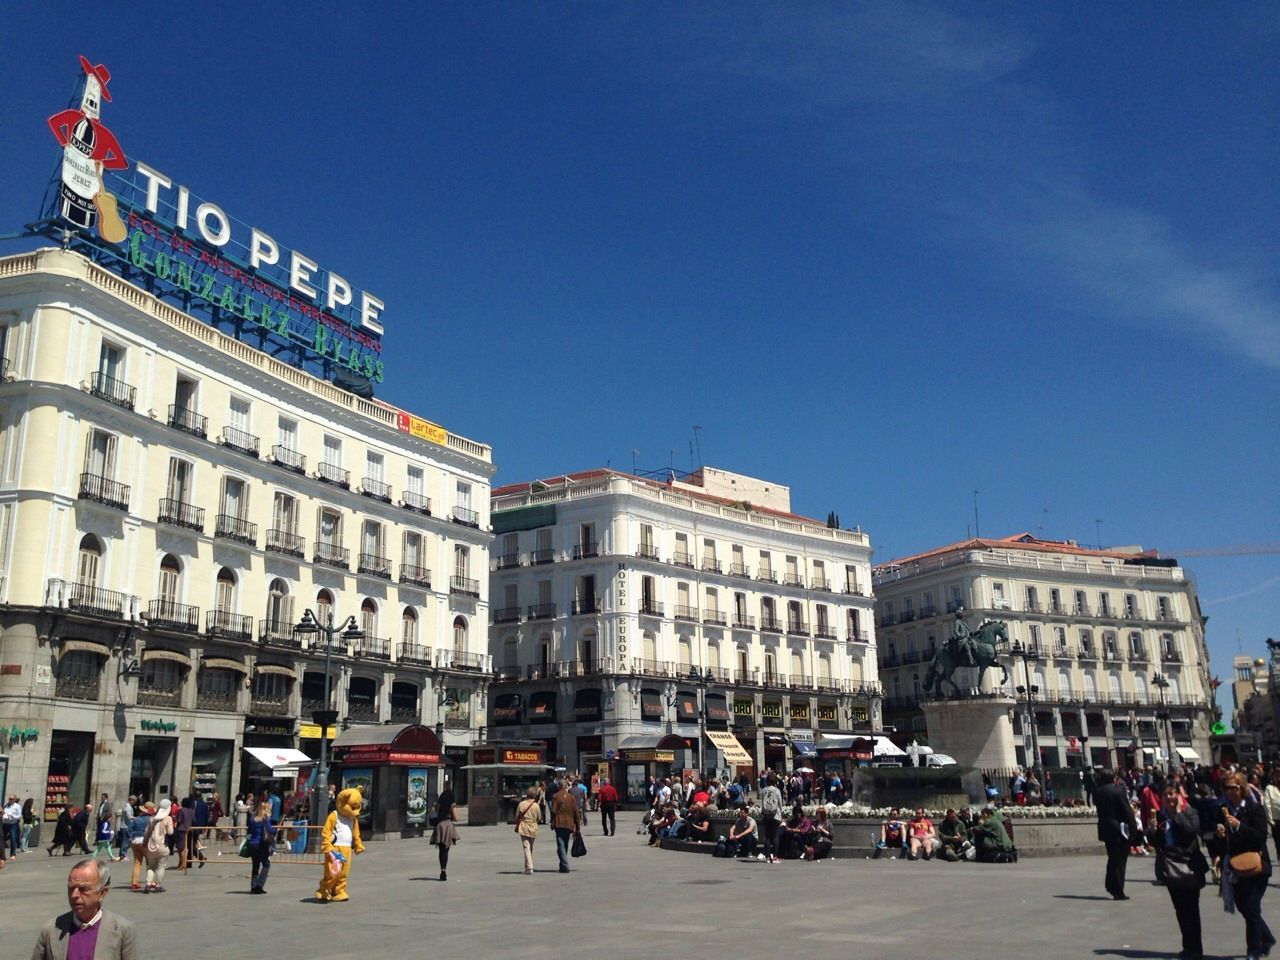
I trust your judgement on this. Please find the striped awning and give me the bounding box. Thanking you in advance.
[202,657,248,674]
[59,639,112,657]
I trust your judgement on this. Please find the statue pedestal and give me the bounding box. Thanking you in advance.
[922,696,1017,769]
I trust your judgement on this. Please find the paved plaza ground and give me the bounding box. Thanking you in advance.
[4,811,1275,959]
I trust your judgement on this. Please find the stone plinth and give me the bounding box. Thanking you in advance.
[923,696,1017,769]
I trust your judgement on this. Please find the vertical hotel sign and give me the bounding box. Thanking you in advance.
[42,56,387,387]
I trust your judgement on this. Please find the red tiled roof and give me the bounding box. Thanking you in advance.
[491,468,824,526]
[879,532,1155,569]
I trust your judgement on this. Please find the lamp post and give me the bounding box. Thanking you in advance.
[293,609,363,827]
[687,666,714,777]
[1011,640,1042,773]
[1151,672,1173,774]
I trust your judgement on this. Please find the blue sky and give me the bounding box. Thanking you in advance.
[3,2,1276,723]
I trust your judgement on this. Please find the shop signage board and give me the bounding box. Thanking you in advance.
[500,749,543,765]
[623,750,674,763]
[37,56,389,391]
[733,698,754,719]
[406,768,429,825]
[789,703,810,723]
[761,701,783,722]
[139,719,177,733]
[848,705,869,724]
[7,725,39,746]
[297,724,337,740]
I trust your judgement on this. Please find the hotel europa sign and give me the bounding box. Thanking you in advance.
[39,57,387,388]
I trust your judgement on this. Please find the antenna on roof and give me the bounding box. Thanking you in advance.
[973,490,980,539]
[632,449,639,475]
[692,425,703,472]
[1095,518,1104,550]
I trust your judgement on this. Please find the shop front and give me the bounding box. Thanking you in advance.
[45,730,95,821]
[443,746,470,804]
[815,733,875,781]
[330,723,443,839]
[129,717,179,806]
[762,698,787,771]
[615,734,686,804]
[239,717,297,797]
[465,743,554,825]
[191,738,234,803]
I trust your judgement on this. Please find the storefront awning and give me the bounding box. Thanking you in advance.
[792,740,817,757]
[142,648,192,667]
[618,734,688,751]
[1176,747,1201,762]
[59,639,111,657]
[243,746,314,777]
[255,663,296,679]
[331,723,443,766]
[202,657,248,674]
[816,734,904,756]
[705,729,753,765]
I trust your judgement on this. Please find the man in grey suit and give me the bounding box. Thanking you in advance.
[1093,769,1139,901]
[31,858,138,960]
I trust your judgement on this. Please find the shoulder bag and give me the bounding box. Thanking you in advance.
[1229,850,1263,878]
[571,830,587,858]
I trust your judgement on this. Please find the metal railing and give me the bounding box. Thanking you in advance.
[195,690,238,711]
[78,472,130,510]
[399,563,432,589]
[493,606,521,623]
[266,528,305,558]
[401,490,432,514]
[530,548,555,565]
[848,630,869,643]
[701,558,722,574]
[814,625,837,639]
[495,553,521,569]
[787,620,810,636]
[527,603,555,620]
[347,702,381,722]
[357,553,391,579]
[206,610,253,640]
[783,573,805,588]
[444,650,487,671]
[359,637,391,660]
[761,616,783,633]
[452,506,480,528]
[789,674,814,689]
[733,614,756,629]
[56,674,99,700]
[147,599,199,632]
[89,370,136,409]
[396,643,432,665]
[557,658,607,677]
[671,551,694,568]
[215,514,257,546]
[635,544,661,561]
[259,619,301,648]
[167,404,208,438]
[450,575,480,598]
[158,498,205,532]
[734,668,760,686]
[640,601,665,617]
[729,562,751,578]
[220,425,260,457]
[316,462,350,487]
[674,603,699,621]
[811,577,832,591]
[252,695,291,716]
[571,542,599,560]
[632,658,672,677]
[137,686,182,707]
[571,596,600,615]
[361,477,392,502]
[314,542,349,569]
[703,609,728,626]
[63,580,131,618]
[271,444,306,473]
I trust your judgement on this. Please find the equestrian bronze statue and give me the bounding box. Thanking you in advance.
[922,616,1009,698]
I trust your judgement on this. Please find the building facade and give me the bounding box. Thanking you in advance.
[1230,652,1278,763]
[0,248,494,817]
[486,467,879,801]
[874,533,1214,770]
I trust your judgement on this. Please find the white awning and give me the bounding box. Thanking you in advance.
[705,730,753,765]
[242,746,314,777]
[1176,747,1201,762]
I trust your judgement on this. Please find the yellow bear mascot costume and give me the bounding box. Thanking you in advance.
[317,788,364,902]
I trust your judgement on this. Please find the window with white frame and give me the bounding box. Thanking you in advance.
[272,492,298,534]
[84,429,116,479]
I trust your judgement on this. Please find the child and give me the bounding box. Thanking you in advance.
[93,813,114,858]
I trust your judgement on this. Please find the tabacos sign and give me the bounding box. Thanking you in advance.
[43,56,386,387]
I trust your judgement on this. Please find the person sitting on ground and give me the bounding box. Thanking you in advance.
[726,805,757,859]
[876,808,907,857]
[938,808,971,861]
[907,808,939,861]
[778,803,812,859]
[957,805,975,832]
[649,804,680,845]
[685,802,712,843]
[805,807,834,861]
[972,807,1015,863]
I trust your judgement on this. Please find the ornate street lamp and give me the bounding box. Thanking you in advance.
[294,608,363,826]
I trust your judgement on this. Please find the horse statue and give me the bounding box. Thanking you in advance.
[922,617,1010,698]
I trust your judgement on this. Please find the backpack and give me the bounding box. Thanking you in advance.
[145,815,169,855]
[761,787,781,819]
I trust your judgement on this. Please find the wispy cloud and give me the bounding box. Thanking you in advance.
[619,2,1280,370]
[1203,573,1280,606]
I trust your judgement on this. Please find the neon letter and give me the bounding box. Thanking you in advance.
[196,202,231,246]
[359,292,384,336]
[290,251,318,299]
[250,228,280,270]
[134,161,171,214]
[326,273,352,311]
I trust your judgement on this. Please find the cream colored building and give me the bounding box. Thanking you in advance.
[486,467,879,800]
[0,247,494,815]
[874,533,1213,770]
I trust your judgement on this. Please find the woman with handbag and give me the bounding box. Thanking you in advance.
[515,786,540,875]
[1218,772,1275,960]
[430,787,458,882]
[1150,783,1208,960]
[246,800,276,894]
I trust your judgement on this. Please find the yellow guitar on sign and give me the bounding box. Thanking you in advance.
[94,166,126,243]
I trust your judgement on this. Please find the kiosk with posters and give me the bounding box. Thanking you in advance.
[464,743,555,826]
[615,734,687,804]
[330,724,443,839]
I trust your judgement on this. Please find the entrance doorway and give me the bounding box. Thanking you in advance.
[45,731,95,823]
[130,736,177,804]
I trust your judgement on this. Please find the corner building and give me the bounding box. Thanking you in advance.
[487,467,879,802]
[0,248,494,816]
[874,533,1214,770]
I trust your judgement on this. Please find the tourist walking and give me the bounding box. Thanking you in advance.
[47,806,73,856]
[21,797,36,853]
[128,802,153,890]
[550,778,582,873]
[234,793,252,831]
[174,797,194,870]
[1150,783,1208,960]
[1094,769,1139,900]
[143,798,174,893]
[430,787,458,881]
[3,795,21,856]
[115,796,134,860]
[515,786,540,874]
[71,805,92,854]
[246,800,275,894]
[597,778,618,836]
[759,773,784,863]
[30,858,138,960]
[1218,772,1275,960]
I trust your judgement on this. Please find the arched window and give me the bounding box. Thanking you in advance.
[77,534,103,588]
[401,606,417,646]
[1108,673,1122,700]
[316,589,333,625]
[267,578,291,626]
[452,615,467,653]
[215,567,236,613]
[642,630,656,663]
[158,555,181,604]
[1083,672,1097,698]
[1134,673,1148,703]
[678,637,692,669]
[1057,668,1070,695]
[707,642,721,672]
[361,598,377,639]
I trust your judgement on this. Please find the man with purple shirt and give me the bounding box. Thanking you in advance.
[30,858,138,960]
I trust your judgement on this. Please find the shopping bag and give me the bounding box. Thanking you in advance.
[571,831,587,858]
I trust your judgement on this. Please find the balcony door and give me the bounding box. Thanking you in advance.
[85,430,116,478]
[166,458,193,503]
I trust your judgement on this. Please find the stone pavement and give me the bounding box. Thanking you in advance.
[3,812,1273,960]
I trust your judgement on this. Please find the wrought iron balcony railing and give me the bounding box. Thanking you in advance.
[401,490,431,514]
[158,498,204,532]
[316,462,350,487]
[89,370,136,409]
[147,599,199,632]
[357,553,392,579]
[265,528,305,558]
[214,514,257,546]
[167,404,208,439]
[314,542,349,570]
[527,603,555,620]
[571,542,599,560]
[572,597,600,615]
[451,506,479,528]
[450,575,480,598]
[360,477,392,502]
[399,564,432,589]
[78,472,130,510]
[271,444,306,474]
[220,425,260,457]
[206,609,254,640]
